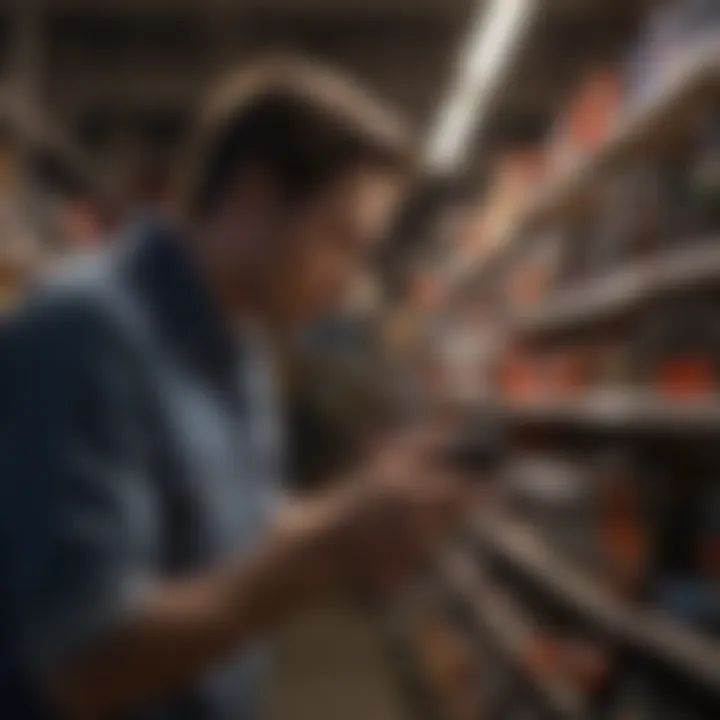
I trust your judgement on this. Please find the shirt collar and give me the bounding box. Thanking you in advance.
[126,218,239,379]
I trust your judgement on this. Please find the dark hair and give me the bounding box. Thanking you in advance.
[179,55,415,218]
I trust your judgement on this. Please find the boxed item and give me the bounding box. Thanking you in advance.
[594,451,652,600]
[633,300,720,398]
[554,217,601,287]
[543,346,593,398]
[587,161,669,273]
[481,148,546,253]
[548,68,624,174]
[673,108,720,239]
[651,456,720,638]
[505,454,598,569]
[504,232,561,313]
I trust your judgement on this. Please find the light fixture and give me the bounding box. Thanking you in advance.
[425,0,537,173]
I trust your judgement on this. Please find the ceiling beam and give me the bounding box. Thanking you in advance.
[1,0,473,18]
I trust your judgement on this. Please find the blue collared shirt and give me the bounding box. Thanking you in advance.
[0,220,284,719]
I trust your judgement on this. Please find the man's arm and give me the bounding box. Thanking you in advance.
[47,492,349,719]
[1,296,465,719]
[0,298,337,718]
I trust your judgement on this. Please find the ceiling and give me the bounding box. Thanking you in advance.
[0,0,648,198]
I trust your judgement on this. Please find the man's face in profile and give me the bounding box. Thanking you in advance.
[267,168,405,329]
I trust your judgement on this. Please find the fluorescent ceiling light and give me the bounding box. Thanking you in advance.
[425,0,536,173]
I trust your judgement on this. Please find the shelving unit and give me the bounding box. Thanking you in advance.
[500,392,720,435]
[400,5,720,718]
[443,42,720,302]
[439,550,586,720]
[470,514,720,697]
[512,241,720,338]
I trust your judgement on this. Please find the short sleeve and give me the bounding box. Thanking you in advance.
[0,295,161,673]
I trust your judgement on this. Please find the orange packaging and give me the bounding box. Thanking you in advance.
[500,348,544,401]
[655,357,716,399]
[549,68,624,174]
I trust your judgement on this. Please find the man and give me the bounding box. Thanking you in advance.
[0,58,468,719]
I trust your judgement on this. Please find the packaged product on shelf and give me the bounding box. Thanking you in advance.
[675,108,720,239]
[554,218,599,288]
[639,111,720,249]
[697,483,720,594]
[548,67,624,175]
[504,232,561,313]
[448,195,487,260]
[481,148,546,254]
[543,345,592,398]
[633,299,720,399]
[499,345,544,402]
[593,451,651,600]
[586,161,669,273]
[652,455,720,638]
[502,344,591,403]
[593,332,636,394]
[436,300,500,405]
[505,454,597,569]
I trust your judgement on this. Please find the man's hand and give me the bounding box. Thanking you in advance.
[280,426,472,594]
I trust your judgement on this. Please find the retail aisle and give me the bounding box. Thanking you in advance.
[268,598,413,720]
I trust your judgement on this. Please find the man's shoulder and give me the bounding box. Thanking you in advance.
[16,252,116,327]
[1,244,141,365]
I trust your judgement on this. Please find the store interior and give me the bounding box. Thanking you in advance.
[1,0,719,718]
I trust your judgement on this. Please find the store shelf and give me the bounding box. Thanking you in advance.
[499,392,720,435]
[513,241,720,337]
[443,42,720,301]
[472,514,720,698]
[438,550,586,720]
[515,42,720,235]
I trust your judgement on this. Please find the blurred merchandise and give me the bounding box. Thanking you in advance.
[548,68,623,174]
[505,453,597,569]
[553,219,597,287]
[481,148,546,255]
[594,451,651,600]
[678,108,720,238]
[652,456,720,638]
[588,161,667,272]
[634,300,720,398]
[504,232,560,312]
[400,0,720,713]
